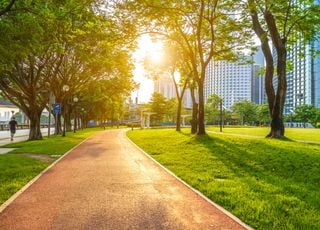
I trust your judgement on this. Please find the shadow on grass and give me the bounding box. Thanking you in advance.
[186,133,320,227]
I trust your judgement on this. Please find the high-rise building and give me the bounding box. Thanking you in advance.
[153,74,193,109]
[284,38,320,114]
[153,74,176,99]
[251,48,266,104]
[313,39,320,108]
[204,52,265,108]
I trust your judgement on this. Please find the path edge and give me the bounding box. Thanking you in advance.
[0,136,93,214]
[125,130,254,230]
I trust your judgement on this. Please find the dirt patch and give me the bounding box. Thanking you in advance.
[19,153,55,162]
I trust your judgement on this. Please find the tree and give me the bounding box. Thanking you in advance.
[231,100,257,125]
[205,94,222,124]
[294,104,320,128]
[143,40,191,131]
[120,0,252,135]
[0,0,61,139]
[0,0,136,139]
[256,103,271,125]
[149,92,168,123]
[246,0,320,137]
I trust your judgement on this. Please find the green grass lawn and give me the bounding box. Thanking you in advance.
[207,126,320,142]
[127,128,320,230]
[0,127,103,206]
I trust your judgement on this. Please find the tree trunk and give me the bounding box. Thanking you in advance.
[28,110,43,140]
[197,80,205,135]
[263,9,287,138]
[189,82,198,134]
[54,113,62,135]
[176,99,182,131]
[267,47,287,138]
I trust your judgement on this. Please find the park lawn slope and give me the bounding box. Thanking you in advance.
[207,126,320,142]
[127,129,320,230]
[0,128,103,206]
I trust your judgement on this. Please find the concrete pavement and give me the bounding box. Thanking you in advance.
[0,128,55,148]
[0,129,250,229]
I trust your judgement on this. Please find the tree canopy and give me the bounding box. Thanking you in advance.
[0,0,136,139]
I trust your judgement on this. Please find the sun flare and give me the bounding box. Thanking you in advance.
[132,35,165,102]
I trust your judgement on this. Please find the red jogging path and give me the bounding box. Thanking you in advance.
[0,129,251,230]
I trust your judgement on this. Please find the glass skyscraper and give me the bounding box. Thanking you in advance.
[204,50,265,109]
[284,38,320,114]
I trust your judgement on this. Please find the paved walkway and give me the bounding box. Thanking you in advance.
[0,129,249,229]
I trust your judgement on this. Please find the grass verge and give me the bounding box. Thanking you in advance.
[127,128,320,230]
[207,126,320,142]
[0,127,103,206]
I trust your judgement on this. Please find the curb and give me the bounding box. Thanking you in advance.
[0,137,92,214]
[125,131,254,230]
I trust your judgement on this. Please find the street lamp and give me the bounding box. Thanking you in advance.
[73,96,78,133]
[62,85,69,137]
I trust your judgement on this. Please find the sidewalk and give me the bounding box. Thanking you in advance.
[0,128,55,149]
[0,129,251,229]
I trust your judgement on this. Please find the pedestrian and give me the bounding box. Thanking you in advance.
[9,116,17,141]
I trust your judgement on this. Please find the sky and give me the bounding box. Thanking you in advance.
[131,34,261,104]
[132,35,164,103]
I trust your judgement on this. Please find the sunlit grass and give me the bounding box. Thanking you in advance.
[127,128,320,229]
[207,126,320,142]
[0,128,103,205]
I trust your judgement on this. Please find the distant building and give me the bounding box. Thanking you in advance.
[204,52,265,108]
[281,37,320,114]
[251,47,266,104]
[0,100,20,124]
[154,74,176,99]
[153,74,193,109]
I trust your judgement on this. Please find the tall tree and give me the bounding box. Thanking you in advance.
[0,0,136,139]
[246,0,320,137]
[120,0,252,135]
[143,41,191,131]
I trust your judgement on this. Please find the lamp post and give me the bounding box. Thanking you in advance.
[73,96,78,133]
[62,85,69,137]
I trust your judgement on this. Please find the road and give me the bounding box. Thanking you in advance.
[0,129,250,229]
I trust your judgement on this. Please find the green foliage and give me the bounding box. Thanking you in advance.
[146,93,180,124]
[231,100,257,125]
[205,94,222,124]
[128,128,320,229]
[294,104,320,127]
[245,0,320,137]
[119,0,254,134]
[0,0,136,138]
[256,103,271,125]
